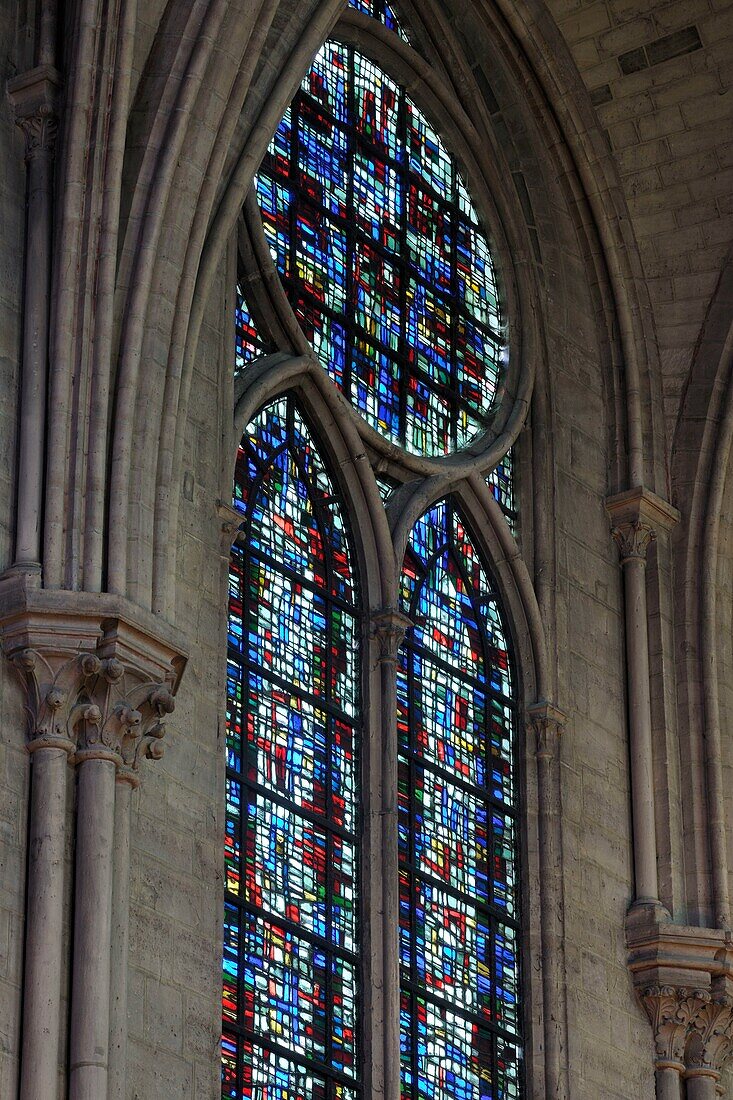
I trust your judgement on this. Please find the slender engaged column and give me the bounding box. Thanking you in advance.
[108,772,134,1100]
[69,751,119,1100]
[20,741,72,1100]
[686,1071,720,1100]
[528,702,568,1100]
[655,1063,683,1100]
[606,488,679,913]
[9,648,84,1100]
[618,535,658,903]
[371,608,412,1100]
[7,66,61,567]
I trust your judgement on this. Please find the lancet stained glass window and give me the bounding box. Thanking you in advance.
[222,395,361,1099]
[397,500,521,1100]
[254,40,506,457]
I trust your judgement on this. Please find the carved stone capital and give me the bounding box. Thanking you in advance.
[605,486,680,565]
[526,700,567,759]
[640,984,733,1078]
[370,607,412,664]
[611,519,656,563]
[0,576,187,784]
[628,918,733,1079]
[217,499,245,553]
[7,65,61,161]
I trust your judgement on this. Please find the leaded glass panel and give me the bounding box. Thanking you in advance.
[253,42,506,457]
[223,396,361,1098]
[398,500,521,1100]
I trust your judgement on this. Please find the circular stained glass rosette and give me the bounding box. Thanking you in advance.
[254,40,507,459]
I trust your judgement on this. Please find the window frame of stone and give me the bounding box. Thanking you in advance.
[223,7,553,1098]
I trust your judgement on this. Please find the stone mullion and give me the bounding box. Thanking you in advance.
[370,607,412,1100]
[527,700,568,1100]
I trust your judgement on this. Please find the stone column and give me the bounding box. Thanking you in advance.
[371,607,412,1100]
[0,583,187,1098]
[527,701,568,1100]
[108,686,173,1100]
[630,926,733,1100]
[6,65,60,569]
[605,488,678,915]
[67,659,177,1100]
[10,649,82,1100]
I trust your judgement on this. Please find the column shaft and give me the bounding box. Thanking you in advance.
[622,555,659,903]
[20,745,68,1100]
[16,142,53,565]
[537,748,564,1098]
[69,757,117,1100]
[655,1065,682,1100]
[108,780,132,1100]
[686,1073,720,1100]
[380,650,400,1100]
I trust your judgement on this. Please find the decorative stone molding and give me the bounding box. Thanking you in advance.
[0,574,187,782]
[605,485,680,563]
[628,917,733,1084]
[526,700,567,758]
[6,64,61,161]
[217,499,245,552]
[370,607,413,664]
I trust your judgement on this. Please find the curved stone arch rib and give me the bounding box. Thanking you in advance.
[671,245,733,927]
[149,0,346,616]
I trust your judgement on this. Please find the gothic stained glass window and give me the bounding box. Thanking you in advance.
[487,450,516,533]
[397,500,521,1100]
[348,0,409,38]
[253,40,507,457]
[235,284,275,373]
[222,395,361,1099]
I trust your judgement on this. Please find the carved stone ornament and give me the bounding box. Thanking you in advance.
[0,576,187,784]
[611,519,656,563]
[370,607,413,664]
[526,700,567,760]
[628,916,733,1082]
[6,64,61,162]
[217,499,245,552]
[605,485,680,565]
[640,984,733,1079]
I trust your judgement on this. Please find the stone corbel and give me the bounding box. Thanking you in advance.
[1,578,187,761]
[7,64,61,161]
[217,498,245,553]
[527,700,566,759]
[605,486,681,552]
[370,606,413,664]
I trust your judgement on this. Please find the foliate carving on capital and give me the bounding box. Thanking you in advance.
[527,701,567,760]
[611,520,656,564]
[640,984,733,1078]
[370,608,413,664]
[17,106,58,160]
[11,647,176,781]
